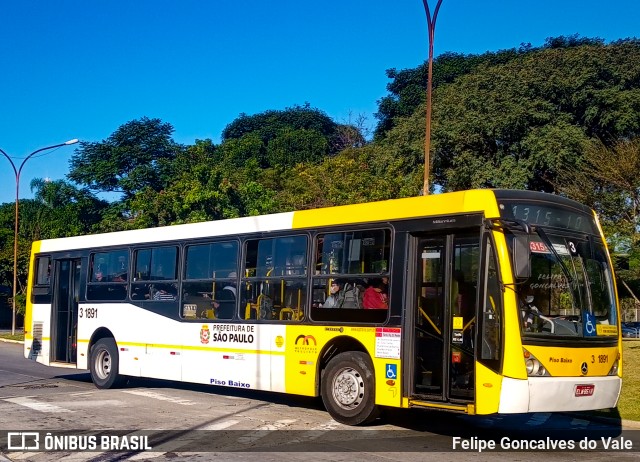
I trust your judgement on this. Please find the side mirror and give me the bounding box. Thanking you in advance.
[513,234,531,279]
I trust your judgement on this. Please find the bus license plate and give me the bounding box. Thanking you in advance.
[575,385,595,397]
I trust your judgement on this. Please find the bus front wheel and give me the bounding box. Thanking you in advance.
[321,351,380,425]
[90,338,123,389]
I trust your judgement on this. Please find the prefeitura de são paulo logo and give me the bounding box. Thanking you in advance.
[200,325,210,344]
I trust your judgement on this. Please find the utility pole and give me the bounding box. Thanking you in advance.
[422,0,443,195]
[0,139,78,335]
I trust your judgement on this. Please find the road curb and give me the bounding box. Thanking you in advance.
[621,419,640,429]
[0,338,24,344]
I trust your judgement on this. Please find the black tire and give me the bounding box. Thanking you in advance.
[321,351,380,425]
[90,338,124,389]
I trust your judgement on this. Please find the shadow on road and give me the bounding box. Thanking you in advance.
[56,371,625,442]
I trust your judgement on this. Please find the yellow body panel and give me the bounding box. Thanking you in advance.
[282,325,402,407]
[474,362,503,414]
[493,231,528,380]
[593,211,623,378]
[524,345,619,377]
[23,241,41,340]
[291,189,499,229]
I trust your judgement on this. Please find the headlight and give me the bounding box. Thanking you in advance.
[608,360,619,376]
[523,349,550,377]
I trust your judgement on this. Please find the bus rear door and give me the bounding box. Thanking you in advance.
[51,258,82,364]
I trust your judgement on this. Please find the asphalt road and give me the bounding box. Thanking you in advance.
[0,340,637,462]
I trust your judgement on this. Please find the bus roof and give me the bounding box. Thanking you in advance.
[33,189,578,253]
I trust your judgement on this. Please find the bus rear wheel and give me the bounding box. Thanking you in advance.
[321,351,380,425]
[90,338,123,389]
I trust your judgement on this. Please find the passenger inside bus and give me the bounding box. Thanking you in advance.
[362,278,389,309]
[321,280,343,308]
[519,284,545,332]
[321,279,359,308]
[213,272,237,319]
[112,272,127,282]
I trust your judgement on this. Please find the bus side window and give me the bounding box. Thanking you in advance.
[182,240,239,320]
[32,256,51,299]
[242,236,308,322]
[87,250,129,301]
[310,229,390,323]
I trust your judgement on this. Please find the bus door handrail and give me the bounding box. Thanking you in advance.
[419,307,441,335]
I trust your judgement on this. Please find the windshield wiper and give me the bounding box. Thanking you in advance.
[487,218,530,234]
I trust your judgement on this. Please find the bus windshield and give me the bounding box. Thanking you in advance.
[510,231,617,339]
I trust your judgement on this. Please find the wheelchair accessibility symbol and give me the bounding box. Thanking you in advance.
[584,312,596,336]
[386,364,397,379]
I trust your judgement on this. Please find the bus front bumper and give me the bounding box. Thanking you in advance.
[498,376,622,413]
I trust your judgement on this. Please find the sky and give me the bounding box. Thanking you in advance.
[0,0,638,205]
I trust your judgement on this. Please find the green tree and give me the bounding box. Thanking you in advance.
[424,40,640,191]
[556,137,640,309]
[374,36,607,140]
[29,178,108,237]
[556,138,640,248]
[375,48,529,139]
[0,194,102,316]
[68,117,181,199]
[222,104,338,145]
[220,104,360,169]
[219,133,265,168]
[276,144,421,210]
[0,179,108,314]
[265,128,329,168]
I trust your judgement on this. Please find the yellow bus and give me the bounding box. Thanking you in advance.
[23,189,622,425]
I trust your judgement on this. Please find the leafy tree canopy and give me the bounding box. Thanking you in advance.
[221,103,338,143]
[219,104,364,168]
[556,138,640,248]
[29,178,108,236]
[403,39,640,191]
[67,117,181,199]
[374,35,608,139]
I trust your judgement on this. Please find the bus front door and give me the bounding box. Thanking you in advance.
[412,233,479,402]
[51,259,81,364]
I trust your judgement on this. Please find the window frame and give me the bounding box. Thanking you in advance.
[130,245,180,303]
[31,255,52,298]
[310,226,392,323]
[241,234,310,322]
[86,249,130,301]
[181,239,240,320]
[477,232,504,372]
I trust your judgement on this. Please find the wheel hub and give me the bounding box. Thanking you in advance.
[96,349,112,380]
[333,367,364,410]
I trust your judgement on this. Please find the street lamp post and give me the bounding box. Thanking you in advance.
[422,0,444,195]
[0,139,79,335]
